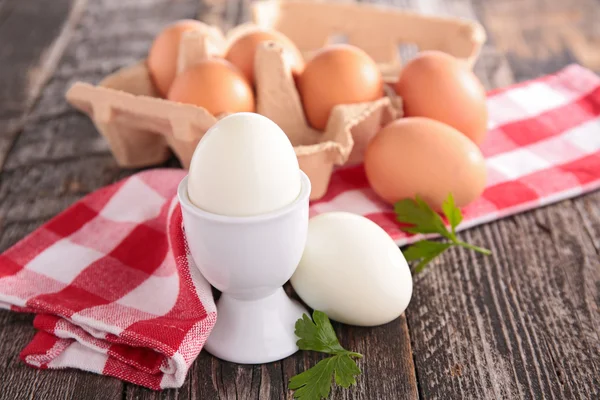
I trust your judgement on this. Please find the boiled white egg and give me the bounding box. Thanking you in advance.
[290,212,413,326]
[187,113,301,217]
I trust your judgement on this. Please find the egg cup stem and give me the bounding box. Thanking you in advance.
[204,288,307,363]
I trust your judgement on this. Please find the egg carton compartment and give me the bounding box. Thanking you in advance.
[251,0,486,81]
[66,0,484,200]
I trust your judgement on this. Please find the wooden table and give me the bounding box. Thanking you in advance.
[0,0,598,399]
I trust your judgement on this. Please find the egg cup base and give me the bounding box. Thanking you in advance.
[204,288,308,364]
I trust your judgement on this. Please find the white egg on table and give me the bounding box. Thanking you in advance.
[290,212,413,326]
[187,112,301,217]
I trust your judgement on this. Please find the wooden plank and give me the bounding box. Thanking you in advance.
[406,193,600,399]
[276,309,418,400]
[0,0,123,398]
[473,0,600,80]
[0,0,86,170]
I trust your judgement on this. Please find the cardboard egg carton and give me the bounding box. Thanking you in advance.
[66,0,485,200]
[250,0,486,81]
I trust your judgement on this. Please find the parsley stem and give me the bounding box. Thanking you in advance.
[346,351,363,359]
[455,240,492,255]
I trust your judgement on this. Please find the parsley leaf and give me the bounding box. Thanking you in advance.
[289,354,361,399]
[394,196,452,240]
[441,194,463,235]
[294,312,346,354]
[396,193,491,273]
[333,354,361,387]
[289,311,362,400]
[403,240,453,273]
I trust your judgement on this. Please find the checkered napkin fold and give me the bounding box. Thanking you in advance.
[0,64,599,390]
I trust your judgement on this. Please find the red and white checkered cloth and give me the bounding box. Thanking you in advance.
[0,64,599,389]
[0,173,216,389]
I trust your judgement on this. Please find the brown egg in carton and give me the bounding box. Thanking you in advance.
[66,0,485,200]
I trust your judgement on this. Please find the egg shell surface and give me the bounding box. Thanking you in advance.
[364,117,487,210]
[297,44,384,131]
[393,50,489,145]
[291,212,413,327]
[167,58,255,115]
[187,113,301,217]
[147,19,208,97]
[225,29,305,86]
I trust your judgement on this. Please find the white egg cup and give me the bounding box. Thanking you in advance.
[177,171,311,364]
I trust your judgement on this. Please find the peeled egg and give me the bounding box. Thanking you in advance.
[225,29,305,85]
[291,212,413,327]
[187,112,301,217]
[167,58,255,115]
[364,117,487,210]
[147,20,208,97]
[297,44,384,131]
[393,51,488,144]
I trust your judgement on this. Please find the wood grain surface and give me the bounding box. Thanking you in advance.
[0,0,598,399]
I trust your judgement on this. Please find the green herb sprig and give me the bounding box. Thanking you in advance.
[395,194,491,273]
[289,311,362,400]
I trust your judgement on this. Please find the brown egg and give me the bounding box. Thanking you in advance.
[364,117,487,210]
[298,44,384,131]
[225,29,305,85]
[167,58,255,115]
[394,51,488,145]
[147,20,208,97]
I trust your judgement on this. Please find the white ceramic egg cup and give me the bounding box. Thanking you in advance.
[178,171,311,364]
